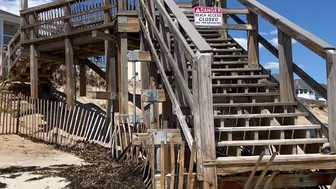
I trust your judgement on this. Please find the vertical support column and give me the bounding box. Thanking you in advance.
[140,34,150,127]
[79,61,86,97]
[219,0,228,38]
[20,0,28,41]
[193,53,217,189]
[278,30,294,103]
[65,37,75,108]
[247,4,259,68]
[0,46,4,80]
[199,0,207,6]
[29,13,38,99]
[326,49,336,151]
[0,19,3,45]
[118,32,128,114]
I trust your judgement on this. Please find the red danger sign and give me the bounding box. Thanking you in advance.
[194,6,223,27]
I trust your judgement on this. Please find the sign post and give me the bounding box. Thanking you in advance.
[194,6,223,27]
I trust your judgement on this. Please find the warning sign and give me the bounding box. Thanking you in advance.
[194,6,223,27]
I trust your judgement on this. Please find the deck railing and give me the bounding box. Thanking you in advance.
[20,0,118,44]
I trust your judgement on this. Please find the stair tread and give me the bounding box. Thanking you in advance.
[187,68,262,72]
[214,54,247,58]
[215,125,321,132]
[193,48,243,52]
[212,61,248,65]
[187,38,232,42]
[213,92,279,97]
[213,101,297,107]
[212,75,269,79]
[212,83,278,88]
[214,112,308,119]
[189,43,237,47]
[217,138,328,146]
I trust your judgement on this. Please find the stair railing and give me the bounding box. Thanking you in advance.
[139,0,217,185]
[7,30,22,75]
[234,0,336,149]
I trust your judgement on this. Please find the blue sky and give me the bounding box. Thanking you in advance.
[1,0,335,83]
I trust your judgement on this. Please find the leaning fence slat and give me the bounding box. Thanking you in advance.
[9,93,12,134]
[98,118,106,143]
[68,106,78,146]
[60,103,68,146]
[93,115,103,142]
[178,142,185,189]
[24,95,27,135]
[170,142,175,189]
[103,122,111,144]
[63,105,72,146]
[37,98,41,140]
[79,109,88,141]
[187,142,197,189]
[89,113,100,141]
[57,101,65,145]
[121,117,128,151]
[52,101,57,143]
[117,122,123,156]
[84,111,93,140]
[4,93,8,134]
[16,94,21,134]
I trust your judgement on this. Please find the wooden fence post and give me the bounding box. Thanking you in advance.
[193,53,217,189]
[326,49,336,151]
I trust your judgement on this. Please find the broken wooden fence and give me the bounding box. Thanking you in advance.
[0,90,20,135]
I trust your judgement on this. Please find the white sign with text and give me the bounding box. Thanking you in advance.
[194,6,223,27]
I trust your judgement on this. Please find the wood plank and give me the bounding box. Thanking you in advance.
[164,0,212,53]
[118,33,128,114]
[215,125,320,132]
[118,16,140,33]
[141,90,166,102]
[92,30,115,42]
[238,0,334,58]
[127,50,152,62]
[247,2,259,68]
[65,37,75,108]
[212,83,277,88]
[278,30,294,103]
[326,49,336,150]
[0,46,4,80]
[178,142,185,189]
[29,12,38,99]
[213,102,296,107]
[217,138,327,147]
[213,92,279,97]
[214,112,308,119]
[212,75,268,79]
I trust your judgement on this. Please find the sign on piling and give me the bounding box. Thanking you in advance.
[194,6,223,27]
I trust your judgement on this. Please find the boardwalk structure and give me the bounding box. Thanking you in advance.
[1,0,336,188]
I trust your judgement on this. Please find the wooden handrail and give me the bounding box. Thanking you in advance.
[230,14,328,100]
[237,0,335,59]
[20,0,78,14]
[164,0,212,53]
[154,0,195,61]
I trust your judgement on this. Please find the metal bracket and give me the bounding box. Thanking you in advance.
[110,92,117,100]
[118,16,127,24]
[145,89,158,102]
[127,50,140,62]
[153,130,167,145]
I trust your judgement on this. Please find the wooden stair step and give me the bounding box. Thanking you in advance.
[214,125,320,132]
[187,68,262,73]
[193,48,243,53]
[213,101,297,108]
[186,38,232,43]
[212,60,248,65]
[212,75,269,79]
[214,112,308,119]
[213,92,279,97]
[217,138,327,147]
[214,54,247,58]
[189,43,237,48]
[212,83,278,88]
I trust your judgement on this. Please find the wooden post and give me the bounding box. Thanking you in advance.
[326,49,336,151]
[29,12,38,99]
[247,2,259,68]
[140,34,150,127]
[199,0,207,6]
[193,53,217,189]
[278,30,294,103]
[0,46,4,80]
[118,32,128,114]
[79,61,86,96]
[65,37,75,108]
[20,0,28,41]
[219,0,228,38]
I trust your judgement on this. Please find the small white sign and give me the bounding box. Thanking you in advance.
[194,6,223,27]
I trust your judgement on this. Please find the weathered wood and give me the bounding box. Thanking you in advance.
[253,153,277,189]
[238,0,334,58]
[247,1,259,68]
[160,142,165,189]
[92,30,115,42]
[141,90,166,102]
[187,142,197,189]
[127,50,152,62]
[0,46,4,80]
[221,24,255,30]
[178,142,185,189]
[278,30,294,103]
[215,125,320,132]
[244,152,265,189]
[65,37,75,108]
[118,33,128,114]
[193,53,217,188]
[170,142,175,189]
[79,61,86,96]
[326,49,336,151]
[118,16,140,33]
[217,138,327,147]
[29,13,38,99]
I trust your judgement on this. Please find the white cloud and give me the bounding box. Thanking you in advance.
[269,30,278,35]
[234,38,248,50]
[298,64,304,68]
[0,0,53,15]
[264,62,279,70]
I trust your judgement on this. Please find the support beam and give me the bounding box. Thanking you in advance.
[247,1,259,68]
[193,53,217,188]
[118,33,128,114]
[326,49,336,151]
[92,30,115,42]
[140,34,151,127]
[20,0,28,41]
[65,37,75,108]
[79,60,86,96]
[278,30,294,103]
[0,46,4,80]
[29,13,38,99]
